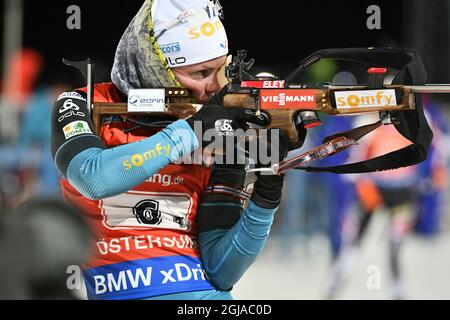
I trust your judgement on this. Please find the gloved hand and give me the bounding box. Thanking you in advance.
[204,84,229,106]
[186,104,267,135]
[250,129,290,209]
[186,104,232,135]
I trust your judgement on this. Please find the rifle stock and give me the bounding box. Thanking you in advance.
[92,102,200,135]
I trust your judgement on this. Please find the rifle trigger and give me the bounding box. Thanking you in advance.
[250,89,261,116]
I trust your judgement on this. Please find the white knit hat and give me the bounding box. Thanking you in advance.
[152,0,228,68]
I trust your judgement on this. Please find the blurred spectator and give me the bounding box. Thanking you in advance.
[276,59,343,254]
[0,48,44,144]
[16,65,74,195]
[0,197,92,299]
[0,49,77,211]
[415,96,450,235]
[324,101,449,299]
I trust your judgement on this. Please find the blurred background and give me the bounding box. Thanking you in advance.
[0,0,449,299]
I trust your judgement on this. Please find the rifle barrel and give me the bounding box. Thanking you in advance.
[327,84,450,93]
[406,85,450,93]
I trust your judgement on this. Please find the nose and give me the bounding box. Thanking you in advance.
[205,75,221,97]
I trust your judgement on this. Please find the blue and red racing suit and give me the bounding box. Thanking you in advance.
[51,83,277,300]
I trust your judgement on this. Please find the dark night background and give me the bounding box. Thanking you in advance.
[3,0,446,86]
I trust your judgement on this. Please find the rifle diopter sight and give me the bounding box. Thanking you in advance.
[226,50,256,82]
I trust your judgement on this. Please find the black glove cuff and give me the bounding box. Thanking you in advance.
[202,192,239,203]
[250,189,281,209]
[209,165,246,188]
[250,176,284,209]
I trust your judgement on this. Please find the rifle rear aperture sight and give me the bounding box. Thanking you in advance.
[225,50,256,82]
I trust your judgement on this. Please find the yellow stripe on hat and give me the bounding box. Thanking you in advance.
[147,1,181,88]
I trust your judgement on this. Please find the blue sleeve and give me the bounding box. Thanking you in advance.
[64,120,197,199]
[198,201,276,290]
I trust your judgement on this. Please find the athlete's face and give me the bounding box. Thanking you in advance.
[172,55,227,104]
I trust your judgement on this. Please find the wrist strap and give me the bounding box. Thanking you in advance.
[204,184,251,202]
[250,189,281,209]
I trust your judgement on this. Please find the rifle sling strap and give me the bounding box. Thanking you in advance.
[294,47,433,174]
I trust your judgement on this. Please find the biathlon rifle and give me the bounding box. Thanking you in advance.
[64,47,450,174]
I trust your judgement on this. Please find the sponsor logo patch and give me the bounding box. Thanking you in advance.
[241,80,285,89]
[214,119,234,136]
[100,191,193,231]
[166,56,187,66]
[84,256,213,298]
[58,110,85,122]
[160,42,181,54]
[133,200,162,225]
[57,92,86,102]
[188,19,224,40]
[127,89,165,112]
[63,120,92,139]
[259,90,317,109]
[123,143,171,170]
[335,89,397,108]
[59,99,80,113]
